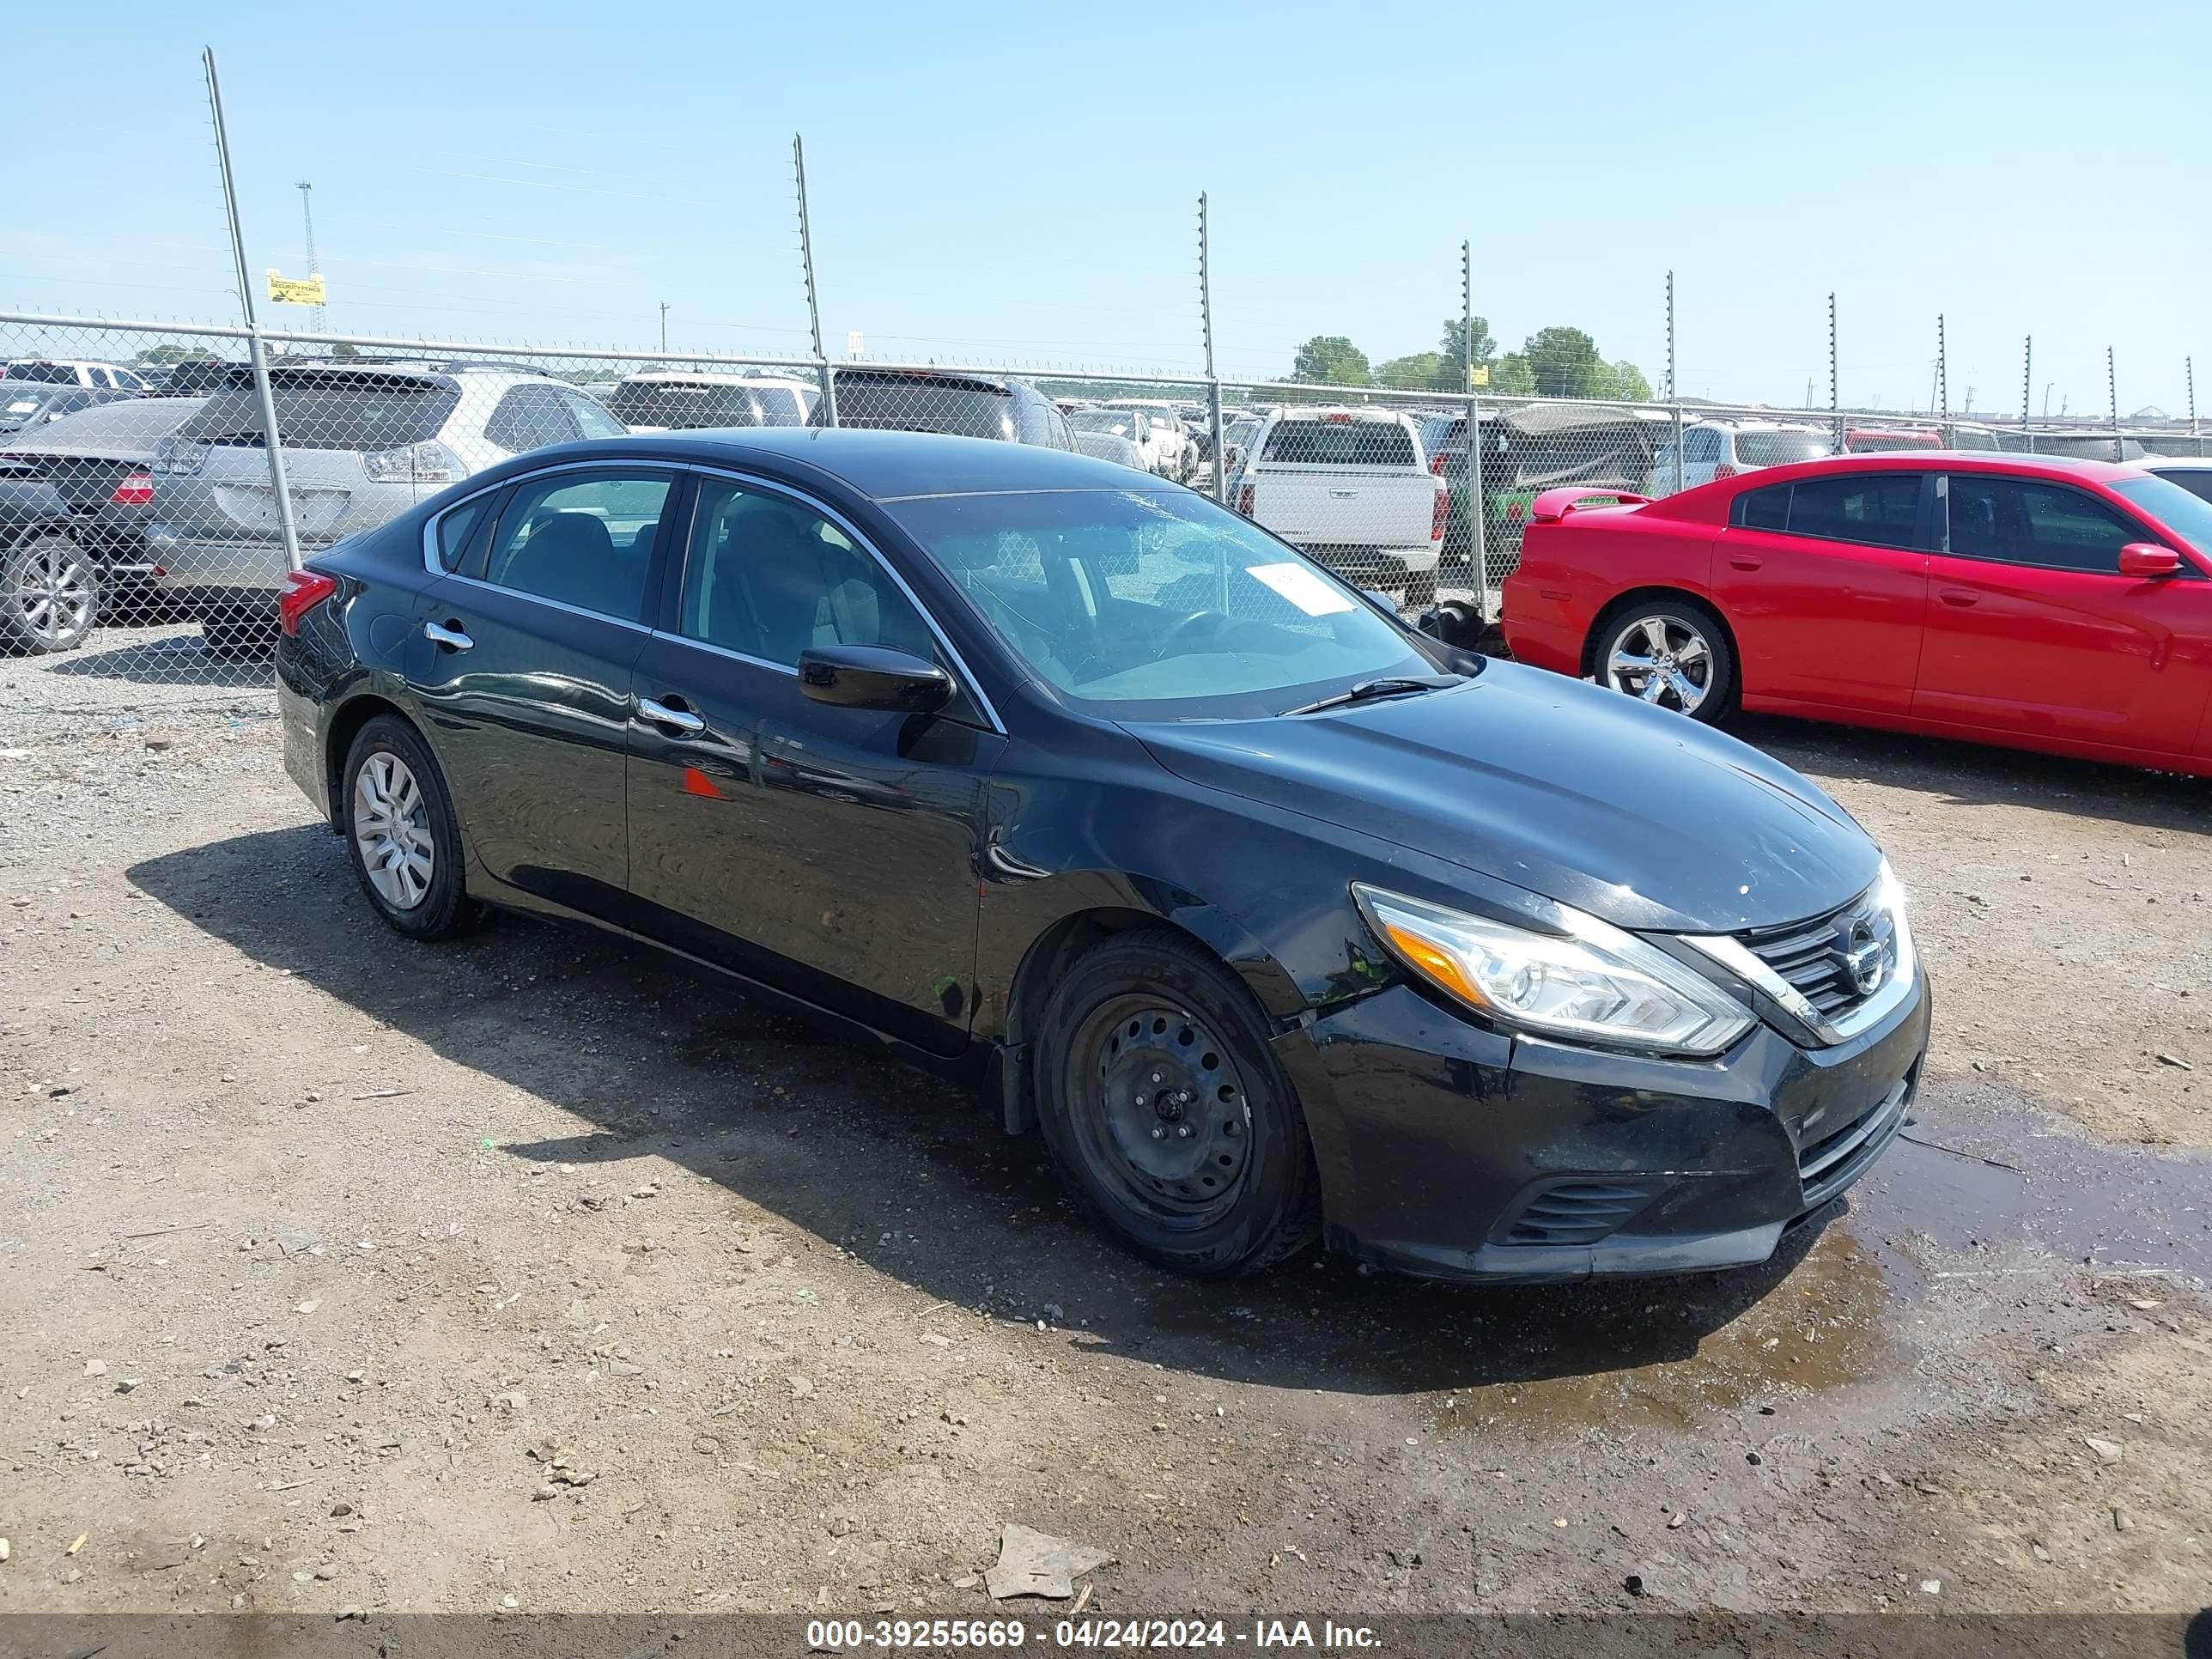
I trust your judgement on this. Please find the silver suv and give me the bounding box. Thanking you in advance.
[149,360,624,649]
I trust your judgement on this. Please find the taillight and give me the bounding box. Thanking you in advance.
[278,568,337,636]
[1431,480,1449,544]
[1430,453,1447,476]
[1236,482,1255,516]
[1711,461,1739,480]
[109,468,154,506]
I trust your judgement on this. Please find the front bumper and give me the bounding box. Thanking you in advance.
[1289,965,1930,1282]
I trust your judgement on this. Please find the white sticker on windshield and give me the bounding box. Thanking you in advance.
[1247,562,1356,617]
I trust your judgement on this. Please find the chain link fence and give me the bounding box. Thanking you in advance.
[4,311,2208,718]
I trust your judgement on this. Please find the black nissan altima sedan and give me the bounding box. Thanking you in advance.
[274,428,1929,1282]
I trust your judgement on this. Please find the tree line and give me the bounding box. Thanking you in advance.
[1291,319,1653,403]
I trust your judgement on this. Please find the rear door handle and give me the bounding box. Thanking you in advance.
[423,619,473,652]
[1728,555,1763,571]
[638,694,706,735]
[1938,590,1978,608]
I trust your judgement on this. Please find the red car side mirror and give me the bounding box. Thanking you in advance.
[2118,542,2184,578]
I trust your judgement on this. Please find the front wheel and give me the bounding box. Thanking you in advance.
[1,531,99,655]
[1035,929,1318,1276]
[340,714,486,940]
[1595,600,1734,722]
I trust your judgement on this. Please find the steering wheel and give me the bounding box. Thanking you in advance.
[1154,609,1230,662]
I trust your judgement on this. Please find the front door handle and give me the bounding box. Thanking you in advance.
[1728,554,1763,571]
[638,694,706,735]
[1938,590,1979,608]
[423,619,473,652]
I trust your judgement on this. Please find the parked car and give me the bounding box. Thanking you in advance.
[1501,451,2212,776]
[0,396,210,653]
[1102,399,1195,481]
[1069,429,1150,471]
[1844,426,1942,453]
[813,369,1076,450]
[274,427,1927,1282]
[1067,406,1176,476]
[605,371,818,432]
[2131,453,2212,505]
[1644,418,1833,495]
[1231,406,1445,605]
[0,382,137,438]
[3,358,153,392]
[149,360,625,653]
[144,359,246,397]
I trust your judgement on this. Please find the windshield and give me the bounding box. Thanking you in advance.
[606,380,804,428]
[1069,409,1139,437]
[2113,474,2212,557]
[1261,419,1418,466]
[1736,432,1833,467]
[885,485,1445,720]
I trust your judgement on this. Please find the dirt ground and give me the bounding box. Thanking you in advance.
[1,635,2208,1624]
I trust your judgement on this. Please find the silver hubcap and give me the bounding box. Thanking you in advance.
[1605,614,1713,714]
[12,539,93,644]
[352,751,434,910]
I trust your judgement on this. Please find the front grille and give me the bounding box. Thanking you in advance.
[1741,889,1890,1023]
[1501,1178,1662,1248]
[1796,1079,1910,1209]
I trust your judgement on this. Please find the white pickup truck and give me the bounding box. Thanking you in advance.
[1231,406,1444,603]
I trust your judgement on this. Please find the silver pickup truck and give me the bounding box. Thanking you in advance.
[1231,406,1445,604]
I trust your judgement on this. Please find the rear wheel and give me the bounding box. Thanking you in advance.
[1035,929,1317,1276]
[1594,599,1734,723]
[1,531,98,655]
[340,714,486,941]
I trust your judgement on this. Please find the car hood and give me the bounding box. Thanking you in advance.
[1125,661,1878,934]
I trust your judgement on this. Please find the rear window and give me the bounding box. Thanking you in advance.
[4,361,80,385]
[825,375,1014,441]
[606,380,805,429]
[1735,432,1833,467]
[176,374,460,452]
[1261,420,1418,467]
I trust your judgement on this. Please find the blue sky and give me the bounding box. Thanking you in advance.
[9,1,2209,416]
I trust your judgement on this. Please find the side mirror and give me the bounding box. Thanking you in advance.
[2118,542,2183,578]
[797,644,954,714]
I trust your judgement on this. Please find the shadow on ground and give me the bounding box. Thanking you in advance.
[37,626,270,690]
[1735,712,2209,837]
[131,822,1894,1407]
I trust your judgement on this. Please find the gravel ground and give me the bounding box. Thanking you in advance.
[1,631,2208,1622]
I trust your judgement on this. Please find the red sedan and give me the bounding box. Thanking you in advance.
[1499,452,2212,777]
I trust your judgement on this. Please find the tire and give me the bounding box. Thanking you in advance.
[1402,563,1437,611]
[1034,927,1318,1276]
[1592,597,1735,723]
[339,714,486,941]
[1,531,99,655]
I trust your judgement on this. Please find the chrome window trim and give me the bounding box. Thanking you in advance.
[677,462,1007,737]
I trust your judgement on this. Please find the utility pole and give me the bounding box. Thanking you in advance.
[295,179,322,332]
[659,301,668,353]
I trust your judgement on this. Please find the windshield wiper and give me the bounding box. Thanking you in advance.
[1281,676,1457,718]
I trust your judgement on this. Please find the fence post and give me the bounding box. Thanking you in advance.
[2190,355,2200,456]
[1671,402,1686,495]
[1198,193,1225,506]
[793,133,836,426]
[1462,241,1490,616]
[1827,291,1843,452]
[2107,346,2120,462]
[1667,272,1683,494]
[203,46,301,578]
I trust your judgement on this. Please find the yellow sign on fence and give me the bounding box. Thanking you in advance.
[264,270,326,306]
[1468,364,1490,388]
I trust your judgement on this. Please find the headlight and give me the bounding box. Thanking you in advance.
[1352,884,1754,1056]
[1873,858,1915,988]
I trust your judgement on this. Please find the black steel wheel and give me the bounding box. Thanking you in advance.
[1036,927,1317,1276]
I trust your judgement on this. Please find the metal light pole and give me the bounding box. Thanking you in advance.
[1464,240,1490,615]
[295,179,323,332]
[204,47,301,576]
[793,134,836,424]
[1198,192,1224,506]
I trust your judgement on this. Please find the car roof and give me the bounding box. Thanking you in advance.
[2134,453,2212,471]
[1710,448,2148,488]
[1266,404,1413,424]
[618,370,814,389]
[521,428,1170,500]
